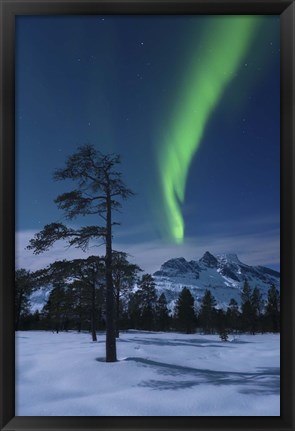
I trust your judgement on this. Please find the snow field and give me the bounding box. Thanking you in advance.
[16,330,280,416]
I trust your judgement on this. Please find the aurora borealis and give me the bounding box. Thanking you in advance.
[159,17,259,243]
[16,15,280,272]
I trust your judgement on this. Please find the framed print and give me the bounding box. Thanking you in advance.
[0,0,294,430]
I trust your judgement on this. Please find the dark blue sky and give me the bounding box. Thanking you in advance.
[15,15,280,272]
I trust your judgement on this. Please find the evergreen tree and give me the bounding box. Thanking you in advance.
[174,287,196,334]
[199,289,217,334]
[241,279,251,303]
[15,269,36,330]
[218,326,229,342]
[36,256,105,341]
[18,310,41,331]
[240,279,253,332]
[128,291,142,329]
[28,145,133,362]
[112,251,142,337]
[265,284,280,332]
[226,298,240,332]
[42,282,70,333]
[215,308,227,334]
[250,286,263,334]
[155,293,170,331]
[136,274,158,330]
[68,279,92,333]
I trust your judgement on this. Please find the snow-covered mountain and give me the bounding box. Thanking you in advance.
[30,285,52,313]
[153,251,280,310]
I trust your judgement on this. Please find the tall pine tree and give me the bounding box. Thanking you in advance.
[199,289,217,334]
[155,293,170,331]
[226,298,240,332]
[250,286,263,334]
[265,284,280,332]
[28,145,133,362]
[240,279,253,332]
[137,274,158,330]
[174,287,196,334]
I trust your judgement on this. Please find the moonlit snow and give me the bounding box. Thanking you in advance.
[16,331,280,416]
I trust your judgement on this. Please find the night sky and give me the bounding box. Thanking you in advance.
[15,15,280,273]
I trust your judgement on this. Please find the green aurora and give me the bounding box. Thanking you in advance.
[158,16,260,244]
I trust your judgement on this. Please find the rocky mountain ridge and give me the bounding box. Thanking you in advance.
[153,251,280,310]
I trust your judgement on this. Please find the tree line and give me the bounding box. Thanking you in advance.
[172,282,280,338]
[16,265,280,339]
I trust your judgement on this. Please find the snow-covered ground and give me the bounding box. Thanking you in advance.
[15,330,280,416]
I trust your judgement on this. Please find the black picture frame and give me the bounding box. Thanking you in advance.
[0,0,294,430]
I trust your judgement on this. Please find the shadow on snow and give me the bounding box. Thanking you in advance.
[121,336,250,348]
[123,357,280,395]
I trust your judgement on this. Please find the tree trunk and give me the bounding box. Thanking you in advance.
[77,292,82,332]
[116,289,120,338]
[105,191,117,362]
[91,282,97,342]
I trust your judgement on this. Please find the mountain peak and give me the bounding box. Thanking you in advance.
[199,251,218,268]
[217,253,240,264]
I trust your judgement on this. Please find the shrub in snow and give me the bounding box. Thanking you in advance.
[218,328,229,342]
